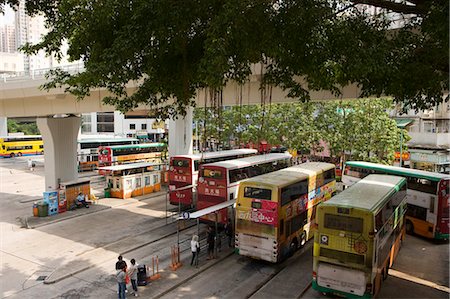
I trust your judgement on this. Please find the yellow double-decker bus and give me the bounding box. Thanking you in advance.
[235,162,336,263]
[312,174,407,298]
[0,135,44,158]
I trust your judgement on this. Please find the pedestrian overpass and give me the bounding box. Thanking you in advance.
[0,64,361,191]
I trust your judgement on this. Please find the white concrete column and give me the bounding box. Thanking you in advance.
[37,116,81,191]
[168,107,193,157]
[0,117,7,136]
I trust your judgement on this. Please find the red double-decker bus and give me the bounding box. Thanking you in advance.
[168,149,257,206]
[197,153,292,224]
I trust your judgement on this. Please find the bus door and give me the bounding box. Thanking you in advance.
[437,179,449,238]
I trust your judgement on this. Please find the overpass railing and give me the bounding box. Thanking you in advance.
[1,63,85,83]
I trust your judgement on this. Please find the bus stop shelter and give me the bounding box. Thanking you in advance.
[176,199,236,257]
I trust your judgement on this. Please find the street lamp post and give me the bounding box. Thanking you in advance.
[399,130,403,167]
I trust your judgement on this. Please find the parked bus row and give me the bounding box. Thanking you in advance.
[342,161,449,240]
[168,149,258,206]
[197,152,292,223]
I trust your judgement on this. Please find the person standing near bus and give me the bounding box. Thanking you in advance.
[190,235,200,266]
[206,226,215,260]
[224,219,233,248]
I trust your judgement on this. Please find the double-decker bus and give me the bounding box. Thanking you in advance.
[78,136,139,171]
[98,143,167,167]
[342,161,449,240]
[312,174,407,298]
[235,162,336,262]
[168,149,258,206]
[197,153,292,224]
[0,135,44,158]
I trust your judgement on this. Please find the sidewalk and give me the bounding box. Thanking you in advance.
[22,189,167,229]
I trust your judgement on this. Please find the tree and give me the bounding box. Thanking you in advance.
[7,119,40,135]
[196,98,408,164]
[4,0,448,118]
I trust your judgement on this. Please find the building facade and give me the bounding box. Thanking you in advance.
[393,100,450,174]
[81,111,167,142]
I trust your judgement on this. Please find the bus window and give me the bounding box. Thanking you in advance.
[244,187,272,200]
[280,219,284,236]
[406,204,427,221]
[281,180,308,206]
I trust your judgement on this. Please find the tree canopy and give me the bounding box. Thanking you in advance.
[194,98,408,164]
[3,0,448,118]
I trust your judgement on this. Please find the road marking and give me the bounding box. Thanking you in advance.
[389,269,450,293]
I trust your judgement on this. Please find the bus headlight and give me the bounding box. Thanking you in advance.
[169,166,174,171]
[199,177,204,183]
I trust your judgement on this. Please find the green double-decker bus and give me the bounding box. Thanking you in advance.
[313,174,407,298]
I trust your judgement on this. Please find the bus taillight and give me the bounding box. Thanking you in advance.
[312,271,317,280]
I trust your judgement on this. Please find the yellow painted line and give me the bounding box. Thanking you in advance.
[389,269,450,293]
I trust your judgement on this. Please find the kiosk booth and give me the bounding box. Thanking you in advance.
[59,178,91,211]
[98,162,161,199]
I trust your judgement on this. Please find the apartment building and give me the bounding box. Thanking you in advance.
[393,100,450,173]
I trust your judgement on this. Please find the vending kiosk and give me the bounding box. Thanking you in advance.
[59,178,91,210]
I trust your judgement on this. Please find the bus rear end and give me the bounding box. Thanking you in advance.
[197,165,229,223]
[98,147,112,167]
[313,205,374,298]
[169,157,195,206]
[436,178,450,239]
[235,183,279,262]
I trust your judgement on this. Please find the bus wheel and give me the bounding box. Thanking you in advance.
[406,220,414,235]
[17,152,22,157]
[300,231,307,247]
[289,239,298,256]
[9,153,15,158]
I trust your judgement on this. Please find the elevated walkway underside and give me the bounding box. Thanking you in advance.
[0,75,361,117]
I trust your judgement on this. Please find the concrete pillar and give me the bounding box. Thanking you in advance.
[168,108,193,157]
[0,117,7,136]
[37,116,81,191]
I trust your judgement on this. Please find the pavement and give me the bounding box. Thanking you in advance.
[14,187,236,298]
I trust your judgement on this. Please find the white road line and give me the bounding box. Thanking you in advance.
[389,269,450,293]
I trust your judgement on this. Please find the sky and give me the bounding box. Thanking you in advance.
[0,5,15,26]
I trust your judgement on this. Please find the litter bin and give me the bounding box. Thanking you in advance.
[104,188,111,198]
[137,264,147,286]
[37,201,48,217]
[32,202,39,217]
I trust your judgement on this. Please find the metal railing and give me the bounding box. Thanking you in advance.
[1,63,85,83]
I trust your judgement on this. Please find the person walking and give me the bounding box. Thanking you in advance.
[206,226,215,260]
[116,264,127,299]
[190,234,200,266]
[224,219,234,248]
[128,259,139,297]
